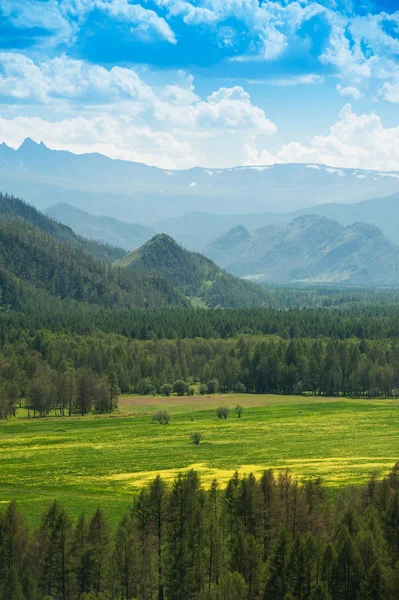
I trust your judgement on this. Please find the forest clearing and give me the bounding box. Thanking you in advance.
[2,393,398,525]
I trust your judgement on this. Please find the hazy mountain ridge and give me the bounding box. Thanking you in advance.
[159,192,399,250]
[46,203,156,251]
[205,215,399,285]
[1,139,399,223]
[114,233,273,308]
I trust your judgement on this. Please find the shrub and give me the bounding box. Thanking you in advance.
[216,405,230,420]
[151,409,172,424]
[190,431,203,445]
[173,380,189,396]
[160,383,173,396]
[139,377,154,395]
[235,404,244,418]
[199,384,207,395]
[207,379,219,394]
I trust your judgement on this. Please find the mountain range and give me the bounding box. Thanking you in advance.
[205,215,399,285]
[2,139,399,224]
[0,193,273,310]
[156,192,399,250]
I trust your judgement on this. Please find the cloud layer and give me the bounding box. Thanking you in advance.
[0,1,398,169]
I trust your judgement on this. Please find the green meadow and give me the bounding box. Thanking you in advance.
[1,394,398,526]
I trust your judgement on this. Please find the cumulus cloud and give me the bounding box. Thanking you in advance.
[247,104,399,172]
[3,1,399,101]
[336,84,363,99]
[379,79,399,104]
[0,53,158,105]
[1,0,177,45]
[0,54,277,168]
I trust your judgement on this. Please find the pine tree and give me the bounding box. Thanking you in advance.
[264,529,291,600]
[87,508,112,595]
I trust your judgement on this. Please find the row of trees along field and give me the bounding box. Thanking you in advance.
[2,332,399,416]
[3,304,399,341]
[1,464,399,600]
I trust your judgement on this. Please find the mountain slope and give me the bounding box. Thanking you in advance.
[2,139,399,223]
[293,192,399,244]
[0,193,125,262]
[205,215,399,285]
[46,203,156,251]
[114,234,271,308]
[0,220,188,310]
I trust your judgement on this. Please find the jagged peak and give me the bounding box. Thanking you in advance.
[17,138,49,153]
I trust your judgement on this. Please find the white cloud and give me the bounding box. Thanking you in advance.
[336,84,363,100]
[0,54,277,169]
[271,74,325,86]
[188,86,277,134]
[1,0,74,45]
[272,104,399,171]
[1,0,177,46]
[0,53,158,106]
[379,79,399,104]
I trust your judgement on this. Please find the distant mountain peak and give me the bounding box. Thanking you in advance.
[206,214,399,285]
[17,138,50,157]
[19,137,41,148]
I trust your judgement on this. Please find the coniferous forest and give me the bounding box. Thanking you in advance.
[1,465,399,600]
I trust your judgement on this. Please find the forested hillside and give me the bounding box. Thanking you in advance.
[115,233,272,308]
[0,193,125,262]
[0,217,188,311]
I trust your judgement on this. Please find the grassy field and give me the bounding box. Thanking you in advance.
[1,394,398,526]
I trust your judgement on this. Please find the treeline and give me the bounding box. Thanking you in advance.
[3,332,399,416]
[1,464,399,599]
[2,304,399,343]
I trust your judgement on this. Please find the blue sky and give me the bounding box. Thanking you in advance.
[0,0,398,169]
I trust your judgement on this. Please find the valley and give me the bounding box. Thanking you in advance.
[2,3,399,597]
[1,393,397,525]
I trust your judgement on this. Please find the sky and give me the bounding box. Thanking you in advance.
[0,0,399,170]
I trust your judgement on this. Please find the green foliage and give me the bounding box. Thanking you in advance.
[207,380,219,394]
[216,405,230,420]
[173,380,189,396]
[189,432,203,445]
[161,383,173,396]
[235,405,244,418]
[151,409,172,424]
